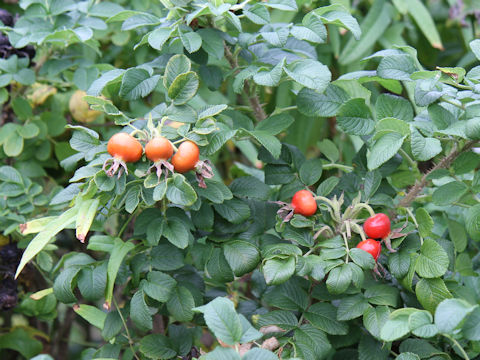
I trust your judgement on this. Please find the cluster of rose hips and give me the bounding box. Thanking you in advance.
[102,132,213,187]
[288,189,391,262]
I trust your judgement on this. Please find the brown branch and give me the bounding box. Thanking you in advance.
[224,44,267,121]
[398,140,477,209]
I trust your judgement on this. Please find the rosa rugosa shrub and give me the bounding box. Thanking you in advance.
[1,0,480,359]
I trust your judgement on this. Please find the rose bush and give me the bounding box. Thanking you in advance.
[1,0,480,359]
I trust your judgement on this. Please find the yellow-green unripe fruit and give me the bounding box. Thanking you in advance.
[69,90,101,123]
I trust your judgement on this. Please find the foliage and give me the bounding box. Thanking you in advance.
[2,0,480,359]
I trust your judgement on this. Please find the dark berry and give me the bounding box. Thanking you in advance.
[0,9,13,27]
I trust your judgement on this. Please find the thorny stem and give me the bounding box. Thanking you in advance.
[442,334,470,360]
[113,297,141,360]
[224,44,267,121]
[398,141,477,209]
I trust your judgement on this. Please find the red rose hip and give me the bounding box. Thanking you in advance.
[363,213,391,239]
[291,190,317,217]
[356,239,382,261]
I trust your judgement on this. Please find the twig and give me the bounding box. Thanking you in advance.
[113,297,141,360]
[398,141,477,209]
[224,44,267,121]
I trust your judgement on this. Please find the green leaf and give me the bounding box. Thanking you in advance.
[162,218,190,249]
[105,238,135,309]
[284,59,331,93]
[125,185,141,213]
[206,247,234,283]
[242,348,278,360]
[253,59,284,87]
[264,0,297,11]
[294,324,332,359]
[213,199,251,224]
[143,271,176,302]
[434,299,476,334]
[248,130,282,159]
[337,98,375,136]
[148,27,172,50]
[244,4,270,25]
[375,93,414,121]
[75,198,99,242]
[74,304,106,330]
[470,39,480,60]
[130,290,152,331]
[415,239,449,278]
[447,219,467,252]
[408,310,438,338]
[462,307,480,340]
[196,297,243,345]
[255,113,294,135]
[363,306,390,339]
[304,302,348,335]
[223,241,260,277]
[396,353,420,360]
[465,204,480,241]
[380,308,417,341]
[415,278,452,314]
[299,158,323,186]
[139,334,177,360]
[164,54,191,89]
[119,68,160,100]
[16,207,79,278]
[410,129,442,161]
[367,133,405,170]
[256,310,298,331]
[167,286,194,322]
[166,175,197,206]
[377,54,416,81]
[78,264,107,301]
[297,85,349,118]
[339,1,393,65]
[313,5,361,40]
[198,29,224,59]
[326,264,352,295]
[317,139,340,163]
[167,72,199,105]
[432,181,468,206]
[179,30,202,53]
[405,0,443,50]
[4,131,24,157]
[349,248,376,269]
[416,208,433,238]
[263,257,296,285]
[365,285,399,307]
[204,348,240,360]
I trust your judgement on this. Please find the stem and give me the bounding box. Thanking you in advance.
[272,105,297,115]
[322,163,354,172]
[441,97,465,110]
[118,210,137,238]
[398,141,477,209]
[224,44,267,121]
[342,232,349,263]
[443,334,470,360]
[399,148,417,168]
[113,298,141,360]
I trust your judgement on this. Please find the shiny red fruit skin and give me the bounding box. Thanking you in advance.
[107,133,143,163]
[171,141,200,173]
[145,137,173,162]
[291,190,317,217]
[356,239,381,261]
[363,213,391,239]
